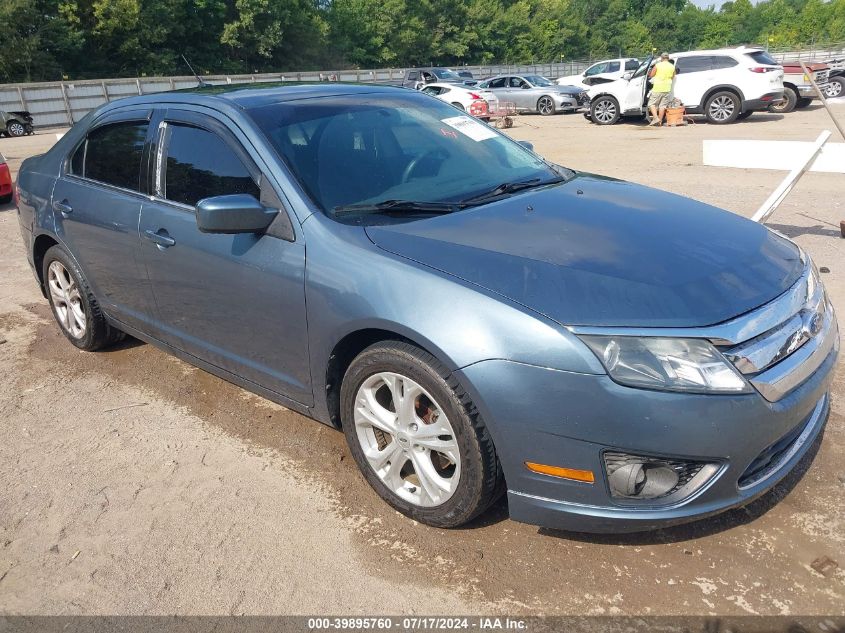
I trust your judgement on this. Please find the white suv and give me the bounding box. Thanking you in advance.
[556,58,641,88]
[586,47,784,125]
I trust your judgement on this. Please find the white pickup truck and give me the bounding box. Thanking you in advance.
[556,58,641,88]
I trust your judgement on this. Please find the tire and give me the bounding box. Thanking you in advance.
[824,76,844,99]
[795,97,812,109]
[450,102,465,111]
[736,111,753,120]
[340,341,503,528]
[42,244,125,351]
[705,91,741,124]
[6,120,26,137]
[590,95,620,125]
[768,87,797,114]
[537,95,555,116]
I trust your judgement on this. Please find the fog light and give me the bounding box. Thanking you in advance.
[604,452,719,504]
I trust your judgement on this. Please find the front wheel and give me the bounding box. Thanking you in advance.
[537,96,555,116]
[590,96,620,125]
[768,87,797,114]
[6,120,26,137]
[340,341,502,528]
[42,245,125,351]
[824,77,844,99]
[705,91,740,124]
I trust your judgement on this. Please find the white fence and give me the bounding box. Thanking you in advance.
[0,62,591,129]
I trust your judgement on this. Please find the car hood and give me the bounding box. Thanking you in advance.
[554,85,584,95]
[365,175,803,328]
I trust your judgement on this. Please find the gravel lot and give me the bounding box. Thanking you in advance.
[0,104,843,616]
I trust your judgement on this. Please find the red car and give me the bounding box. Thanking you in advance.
[0,152,13,204]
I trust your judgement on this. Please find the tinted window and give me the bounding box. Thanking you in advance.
[83,122,148,191]
[677,56,710,73]
[407,71,418,80]
[607,61,621,73]
[510,77,525,88]
[625,59,640,71]
[163,124,259,207]
[247,93,561,222]
[488,77,507,88]
[710,55,738,69]
[747,51,778,66]
[70,141,85,176]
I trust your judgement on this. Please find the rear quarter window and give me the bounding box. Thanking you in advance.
[82,121,148,191]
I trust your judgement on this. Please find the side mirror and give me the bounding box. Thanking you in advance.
[196,194,278,234]
[517,140,534,151]
[623,71,634,80]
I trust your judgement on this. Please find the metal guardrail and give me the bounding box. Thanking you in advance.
[0,62,593,129]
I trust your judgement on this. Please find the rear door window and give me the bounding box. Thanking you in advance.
[710,55,739,69]
[162,124,259,207]
[80,121,148,191]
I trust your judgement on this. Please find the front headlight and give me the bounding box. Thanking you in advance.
[578,336,750,394]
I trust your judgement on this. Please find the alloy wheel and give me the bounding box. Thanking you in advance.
[47,261,87,338]
[538,97,554,115]
[825,80,843,98]
[709,95,735,122]
[353,372,460,508]
[7,122,25,137]
[594,99,617,124]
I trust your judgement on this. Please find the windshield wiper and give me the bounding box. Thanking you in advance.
[459,176,565,206]
[333,199,457,218]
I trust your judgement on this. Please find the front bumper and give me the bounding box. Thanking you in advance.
[554,94,586,112]
[797,83,828,97]
[457,321,838,533]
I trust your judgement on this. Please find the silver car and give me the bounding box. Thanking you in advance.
[476,74,587,115]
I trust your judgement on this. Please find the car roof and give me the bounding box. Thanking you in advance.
[97,82,414,111]
[672,47,763,58]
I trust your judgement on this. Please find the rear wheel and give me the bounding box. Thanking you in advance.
[824,77,844,99]
[705,91,740,124]
[340,341,502,528]
[590,96,620,125]
[768,87,797,113]
[42,245,125,351]
[537,96,555,116]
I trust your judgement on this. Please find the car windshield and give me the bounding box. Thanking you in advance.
[524,75,553,87]
[247,92,564,223]
[434,68,462,80]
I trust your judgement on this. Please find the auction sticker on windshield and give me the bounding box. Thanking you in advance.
[441,116,498,142]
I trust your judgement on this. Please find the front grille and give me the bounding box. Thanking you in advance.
[738,412,813,489]
[815,70,830,83]
[721,262,826,385]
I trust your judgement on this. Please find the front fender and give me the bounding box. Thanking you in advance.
[303,214,604,421]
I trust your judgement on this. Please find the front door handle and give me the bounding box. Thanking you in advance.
[52,200,72,216]
[144,229,176,248]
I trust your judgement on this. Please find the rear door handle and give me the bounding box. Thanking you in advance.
[52,200,72,215]
[144,229,176,248]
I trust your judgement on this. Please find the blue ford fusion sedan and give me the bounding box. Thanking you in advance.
[16,83,838,532]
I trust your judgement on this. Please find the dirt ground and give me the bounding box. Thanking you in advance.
[0,104,843,616]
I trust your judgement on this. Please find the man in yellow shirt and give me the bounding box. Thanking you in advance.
[647,53,676,126]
